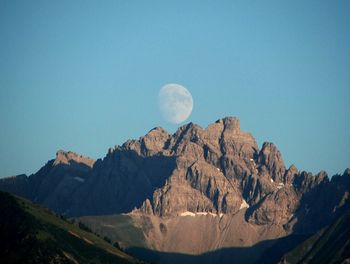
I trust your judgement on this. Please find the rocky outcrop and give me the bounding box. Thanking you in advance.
[53,150,95,168]
[290,169,350,233]
[0,150,95,214]
[258,142,286,182]
[135,117,259,217]
[0,117,349,234]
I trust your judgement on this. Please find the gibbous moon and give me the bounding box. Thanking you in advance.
[158,83,193,124]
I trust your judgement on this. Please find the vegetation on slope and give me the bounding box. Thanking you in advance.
[78,214,148,250]
[0,191,143,264]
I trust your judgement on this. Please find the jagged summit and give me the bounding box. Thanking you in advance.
[146,116,241,139]
[148,126,169,134]
[54,150,95,168]
[258,142,286,182]
[0,116,349,264]
[110,117,252,159]
[173,116,241,134]
[1,119,350,237]
[215,116,240,131]
[1,116,349,264]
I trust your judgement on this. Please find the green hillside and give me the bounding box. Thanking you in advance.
[78,214,148,250]
[0,191,143,264]
[282,212,350,264]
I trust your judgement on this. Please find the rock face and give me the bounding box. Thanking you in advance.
[147,117,258,217]
[0,150,95,214]
[0,116,349,263]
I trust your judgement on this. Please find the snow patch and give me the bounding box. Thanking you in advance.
[270,178,274,183]
[180,211,218,217]
[196,212,208,216]
[180,211,196,217]
[250,158,256,167]
[239,199,250,210]
[277,183,284,189]
[74,177,85,183]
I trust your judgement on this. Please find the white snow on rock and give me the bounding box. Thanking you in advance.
[74,177,85,183]
[270,178,274,183]
[250,158,257,167]
[196,212,207,216]
[277,183,284,189]
[180,211,218,217]
[239,199,250,210]
[180,211,196,217]
[196,212,208,216]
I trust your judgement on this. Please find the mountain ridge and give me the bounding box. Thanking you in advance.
[0,190,141,264]
[1,116,349,263]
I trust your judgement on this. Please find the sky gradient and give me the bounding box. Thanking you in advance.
[0,0,349,177]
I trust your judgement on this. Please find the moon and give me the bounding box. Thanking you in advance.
[158,83,193,124]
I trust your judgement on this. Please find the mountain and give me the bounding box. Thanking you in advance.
[0,150,95,214]
[1,117,349,263]
[280,212,350,264]
[0,191,142,264]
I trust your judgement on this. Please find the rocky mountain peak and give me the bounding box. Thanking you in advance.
[217,116,240,132]
[1,115,350,261]
[284,164,299,183]
[141,127,172,154]
[53,150,95,168]
[147,126,169,135]
[174,122,203,138]
[258,142,286,182]
[1,116,349,264]
[117,126,172,157]
[316,170,328,180]
[145,127,170,140]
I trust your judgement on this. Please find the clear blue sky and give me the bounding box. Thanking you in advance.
[0,0,349,177]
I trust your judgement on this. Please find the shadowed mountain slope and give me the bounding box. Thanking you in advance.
[0,191,142,264]
[280,212,350,264]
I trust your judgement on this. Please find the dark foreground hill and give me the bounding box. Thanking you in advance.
[280,212,350,264]
[0,191,142,264]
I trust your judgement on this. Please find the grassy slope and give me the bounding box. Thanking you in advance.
[78,214,148,250]
[0,191,143,264]
[283,213,350,264]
